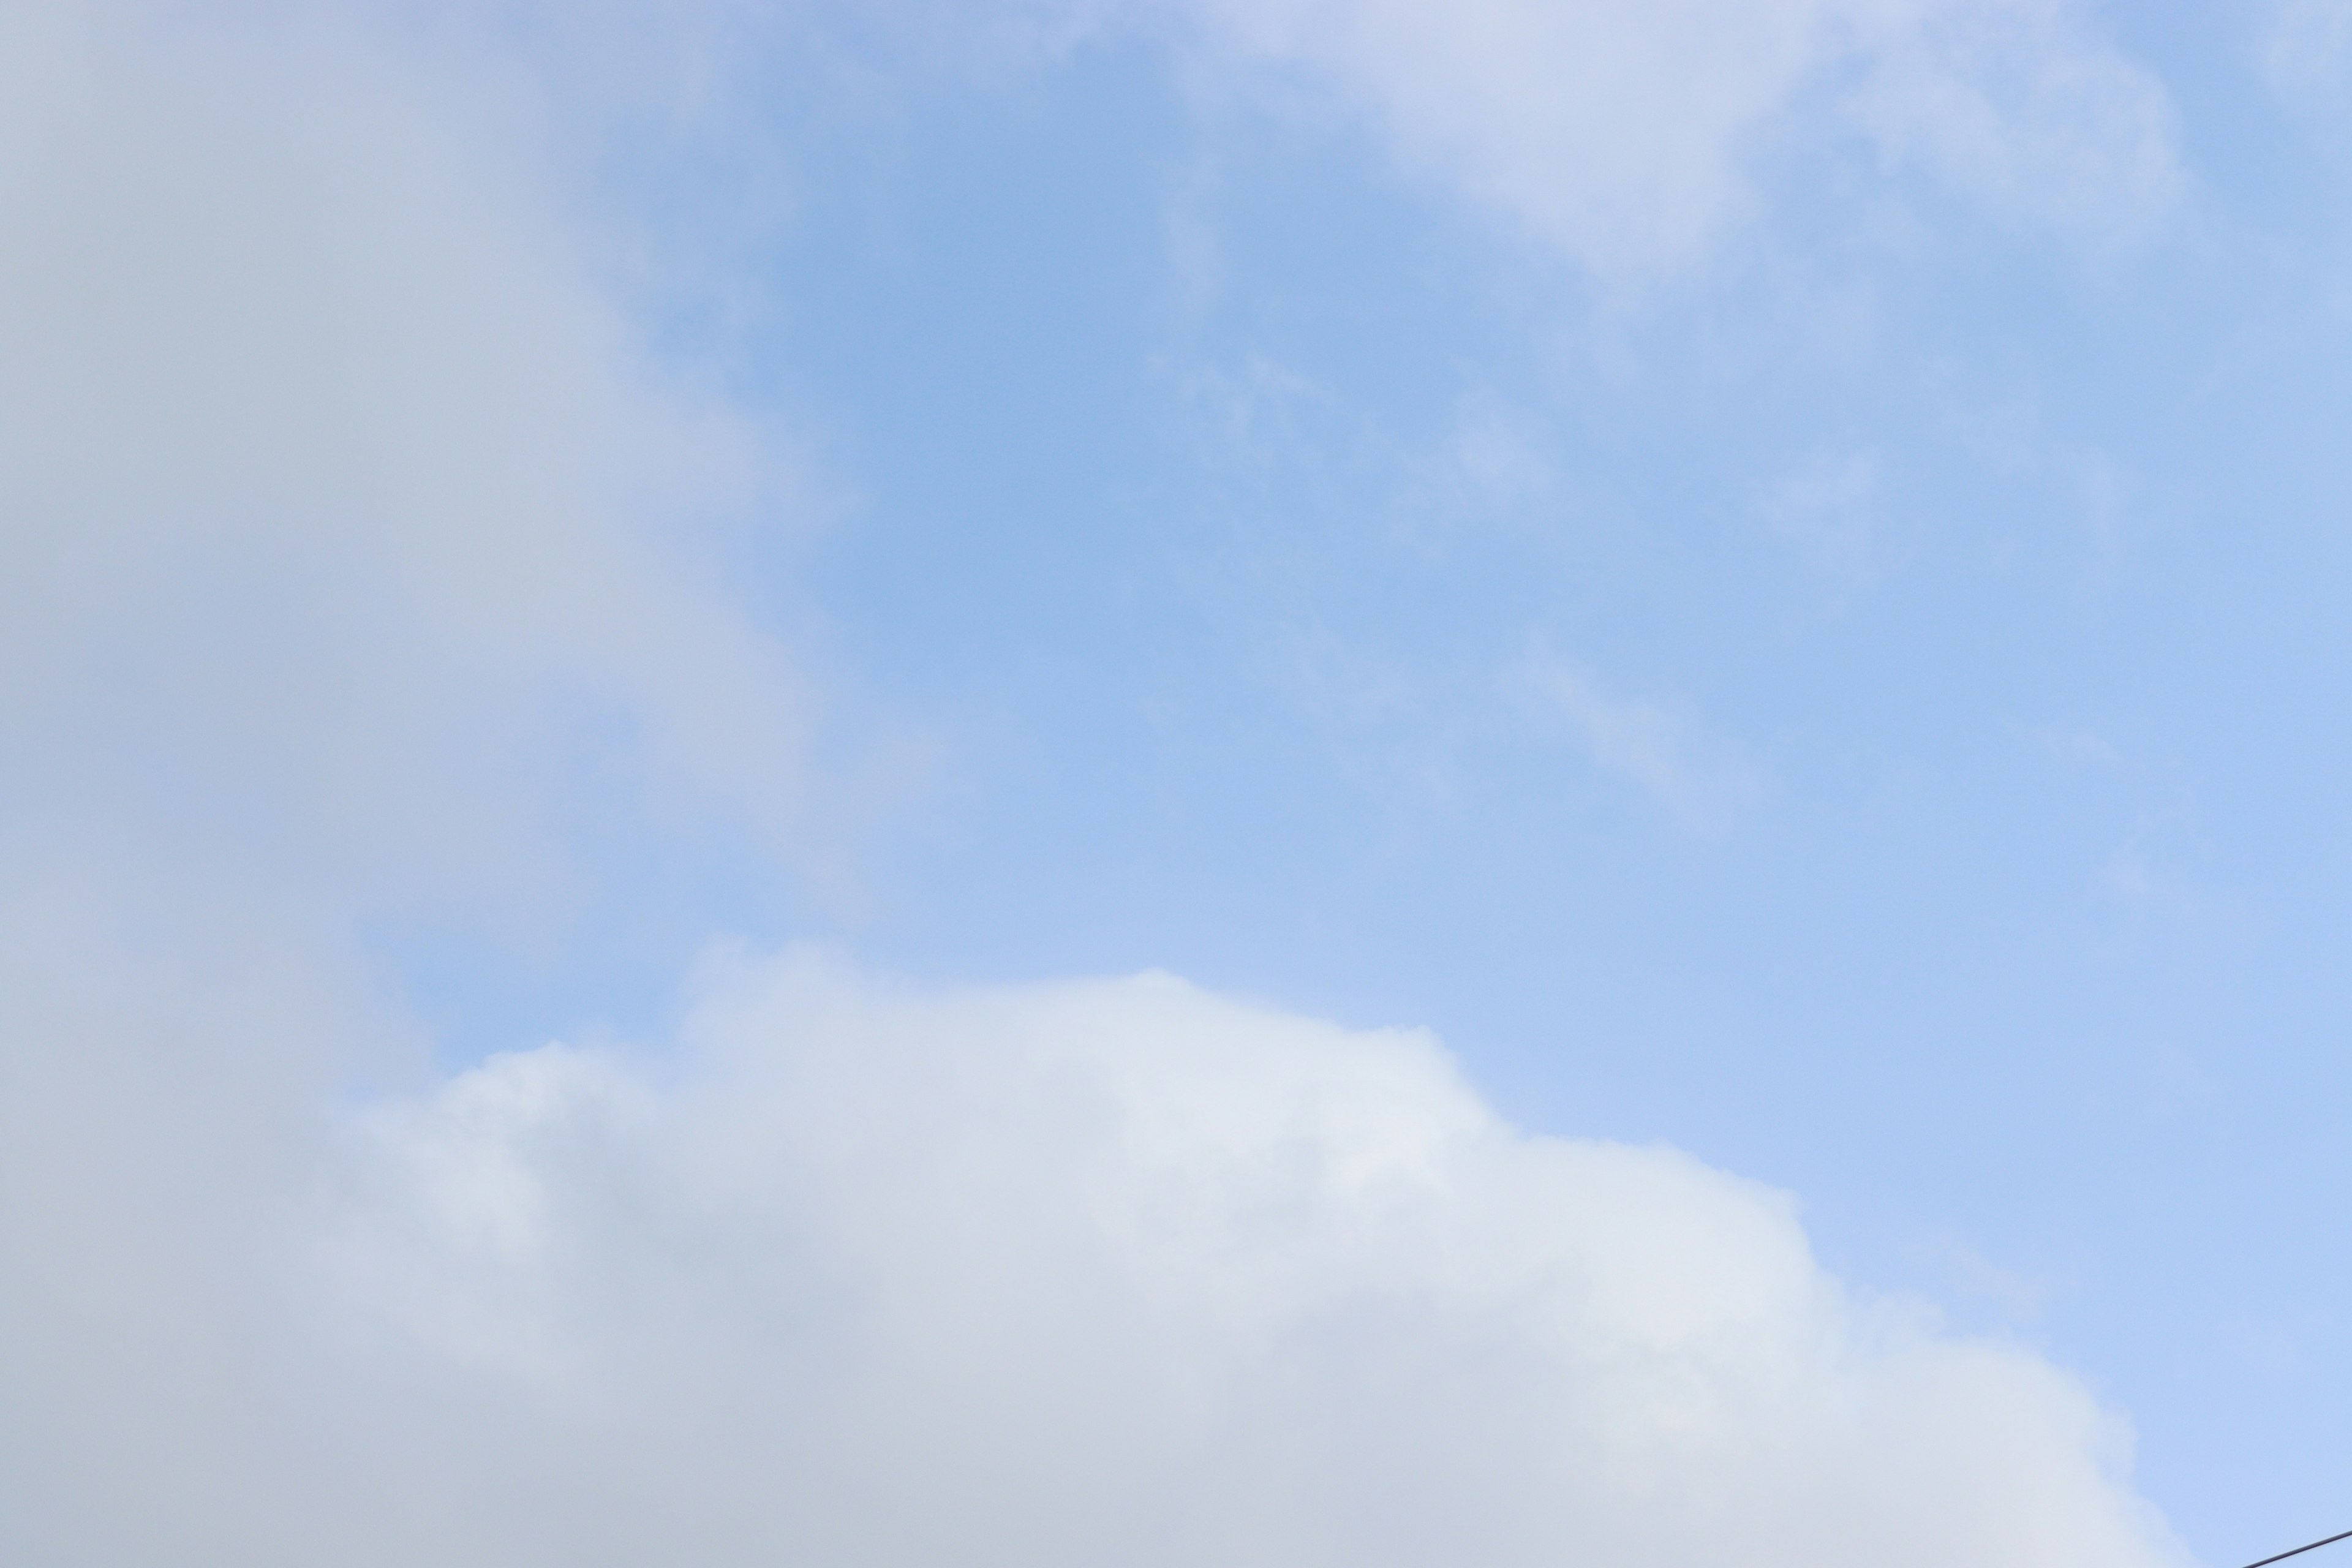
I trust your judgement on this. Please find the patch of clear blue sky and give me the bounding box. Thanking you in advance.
[394,8,2352,1559]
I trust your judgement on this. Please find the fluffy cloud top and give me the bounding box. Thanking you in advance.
[364,953,2188,1568]
[4,946,2188,1567]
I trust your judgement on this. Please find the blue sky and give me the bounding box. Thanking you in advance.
[736,13,2347,1546]
[7,2,2352,1564]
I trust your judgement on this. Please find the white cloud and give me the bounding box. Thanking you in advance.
[1155,0,2177,271]
[1518,649,1765,831]
[0,0,845,922]
[1841,1,2179,251]
[2,944,2189,1566]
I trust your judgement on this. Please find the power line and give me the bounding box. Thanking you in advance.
[2240,1531,2352,1568]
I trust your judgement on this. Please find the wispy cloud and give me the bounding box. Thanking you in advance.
[1758,448,1882,570]
[1515,647,1764,832]
[1156,0,2178,274]
[2259,0,2352,107]
[2036,729,2244,937]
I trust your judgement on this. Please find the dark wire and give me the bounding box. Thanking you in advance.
[2240,1531,2352,1568]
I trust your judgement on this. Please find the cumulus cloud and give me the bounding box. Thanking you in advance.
[1155,0,2177,271]
[6,946,2188,1567]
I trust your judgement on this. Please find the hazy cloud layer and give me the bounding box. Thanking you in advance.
[0,0,831,921]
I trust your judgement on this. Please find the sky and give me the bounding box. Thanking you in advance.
[5,1,2352,1563]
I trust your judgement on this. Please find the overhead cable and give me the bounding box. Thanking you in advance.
[2239,1529,2352,1568]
